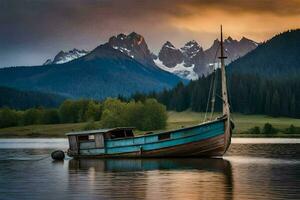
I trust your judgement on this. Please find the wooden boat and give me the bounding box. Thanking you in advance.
[66,26,233,158]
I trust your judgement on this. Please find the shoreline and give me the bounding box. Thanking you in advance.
[0,134,300,139]
[1,137,300,142]
[1,112,300,138]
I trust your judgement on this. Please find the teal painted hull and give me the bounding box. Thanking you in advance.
[74,118,230,158]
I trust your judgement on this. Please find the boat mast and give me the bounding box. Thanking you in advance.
[219,25,230,117]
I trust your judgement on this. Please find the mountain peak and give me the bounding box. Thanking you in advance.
[239,37,259,47]
[183,40,200,48]
[240,36,256,43]
[128,32,141,38]
[129,32,145,45]
[240,36,251,42]
[226,36,233,41]
[158,41,184,68]
[56,50,65,56]
[163,41,176,50]
[181,40,203,57]
[107,32,154,66]
[212,39,220,46]
[43,48,89,65]
[241,36,249,40]
[117,33,126,40]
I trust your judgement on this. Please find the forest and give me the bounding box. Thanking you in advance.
[131,72,299,118]
[0,86,65,109]
[0,98,167,131]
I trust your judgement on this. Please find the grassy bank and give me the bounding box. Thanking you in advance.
[0,122,87,138]
[0,111,300,138]
[167,111,300,137]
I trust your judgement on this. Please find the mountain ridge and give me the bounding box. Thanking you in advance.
[228,29,300,76]
[0,36,182,99]
[42,33,258,81]
[44,49,89,65]
[154,36,258,79]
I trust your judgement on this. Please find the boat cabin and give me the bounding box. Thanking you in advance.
[66,127,134,156]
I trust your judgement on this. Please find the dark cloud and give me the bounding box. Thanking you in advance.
[0,0,299,67]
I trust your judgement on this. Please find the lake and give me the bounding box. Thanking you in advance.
[0,138,299,200]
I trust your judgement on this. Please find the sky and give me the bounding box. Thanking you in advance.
[1,0,300,67]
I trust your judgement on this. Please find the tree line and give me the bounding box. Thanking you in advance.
[248,123,300,135]
[129,70,300,118]
[0,98,167,131]
[0,86,65,110]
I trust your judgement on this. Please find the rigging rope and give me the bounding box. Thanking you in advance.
[210,62,219,120]
[203,66,214,122]
[203,44,220,122]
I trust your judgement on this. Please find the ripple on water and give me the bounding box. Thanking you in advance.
[0,139,299,200]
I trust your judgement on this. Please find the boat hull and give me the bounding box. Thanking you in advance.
[68,118,231,158]
[75,135,225,158]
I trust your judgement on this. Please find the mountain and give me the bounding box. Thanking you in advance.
[146,29,300,118]
[154,41,202,79]
[44,32,155,68]
[228,30,300,77]
[0,33,182,99]
[44,49,89,65]
[107,32,155,67]
[154,37,258,79]
[0,86,65,109]
[41,34,257,81]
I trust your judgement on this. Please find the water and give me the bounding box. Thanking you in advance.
[0,139,299,200]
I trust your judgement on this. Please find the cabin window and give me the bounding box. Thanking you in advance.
[110,130,125,139]
[125,130,134,137]
[158,133,171,140]
[109,129,134,139]
[88,135,95,140]
[77,135,89,141]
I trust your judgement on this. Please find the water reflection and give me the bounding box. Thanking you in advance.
[69,158,232,172]
[1,140,300,200]
[68,158,233,200]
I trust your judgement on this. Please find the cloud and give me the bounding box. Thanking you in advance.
[0,0,299,67]
[180,0,300,16]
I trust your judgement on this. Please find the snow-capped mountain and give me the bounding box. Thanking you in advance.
[153,41,199,80]
[154,59,198,80]
[43,32,156,68]
[107,32,155,67]
[154,37,259,79]
[43,32,258,81]
[43,49,89,65]
[157,41,184,68]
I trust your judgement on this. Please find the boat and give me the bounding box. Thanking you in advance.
[66,26,233,158]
